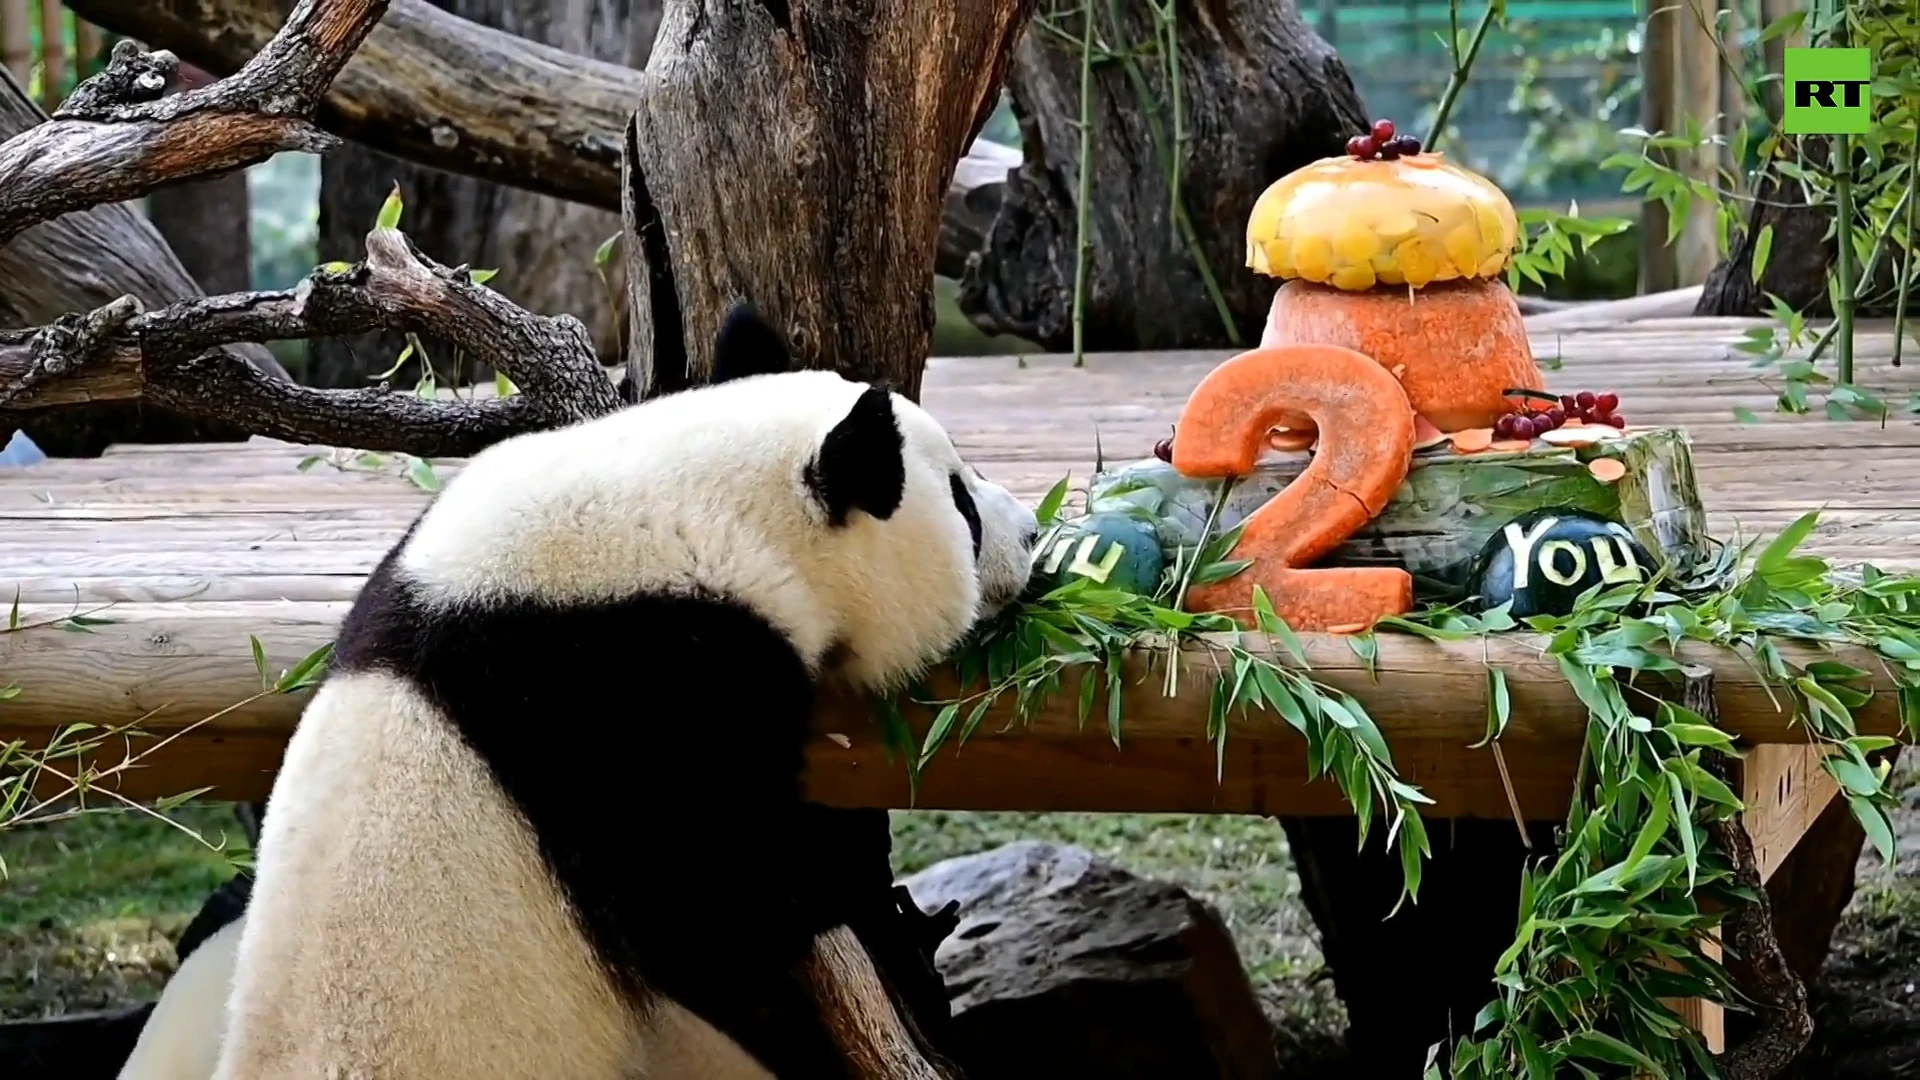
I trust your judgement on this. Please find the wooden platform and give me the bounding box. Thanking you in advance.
[2,315,1916,825]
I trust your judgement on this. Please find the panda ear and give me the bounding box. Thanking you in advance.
[807,386,906,526]
[710,302,792,384]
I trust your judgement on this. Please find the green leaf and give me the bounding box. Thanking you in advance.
[468,268,499,285]
[1751,223,1774,284]
[375,182,405,230]
[495,371,518,397]
[404,456,442,493]
[594,233,620,266]
[371,342,415,382]
[1034,476,1071,527]
[318,260,353,274]
[1668,767,1699,888]
[1251,586,1307,667]
[1757,7,1805,43]
[1848,794,1896,864]
[1757,511,1820,576]
[274,642,334,693]
[1827,756,1883,797]
[1563,1030,1662,1072]
[919,703,960,764]
[1473,667,1511,749]
[250,635,270,689]
[1622,789,1672,873]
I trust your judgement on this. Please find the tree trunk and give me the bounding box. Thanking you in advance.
[307,0,649,389]
[956,0,1368,352]
[1695,145,1902,319]
[0,65,286,456]
[618,0,1035,1066]
[146,63,254,297]
[623,0,1036,402]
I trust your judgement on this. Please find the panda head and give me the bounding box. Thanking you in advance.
[398,303,1038,694]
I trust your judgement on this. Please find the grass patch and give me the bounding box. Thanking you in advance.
[1,804,249,1020]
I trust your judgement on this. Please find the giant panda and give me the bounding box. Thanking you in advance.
[123,303,1037,1080]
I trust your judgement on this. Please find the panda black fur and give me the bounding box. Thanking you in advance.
[150,304,1036,1080]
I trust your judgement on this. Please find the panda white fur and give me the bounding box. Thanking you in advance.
[127,304,1037,1080]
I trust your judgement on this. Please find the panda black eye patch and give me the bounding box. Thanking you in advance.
[950,472,982,557]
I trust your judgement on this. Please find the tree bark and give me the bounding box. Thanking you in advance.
[67,0,1014,290]
[305,0,648,389]
[1695,150,1901,319]
[618,0,1035,1069]
[623,0,1036,402]
[0,227,620,453]
[957,0,1367,351]
[146,62,254,297]
[0,63,285,456]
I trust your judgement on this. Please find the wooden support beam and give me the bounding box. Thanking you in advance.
[1740,744,1841,884]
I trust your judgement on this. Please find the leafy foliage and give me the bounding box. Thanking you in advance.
[904,468,1916,1073]
[1601,0,1919,411]
[901,476,1437,907]
[0,589,330,876]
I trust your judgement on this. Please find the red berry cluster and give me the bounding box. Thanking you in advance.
[1493,407,1563,441]
[1492,391,1625,441]
[1563,391,1625,429]
[1346,118,1423,161]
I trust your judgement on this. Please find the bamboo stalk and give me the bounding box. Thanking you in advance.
[1069,0,1095,368]
[1424,0,1498,153]
[36,0,62,111]
[0,0,27,89]
[1893,127,1919,369]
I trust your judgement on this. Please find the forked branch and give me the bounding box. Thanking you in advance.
[0,230,623,457]
[0,0,390,246]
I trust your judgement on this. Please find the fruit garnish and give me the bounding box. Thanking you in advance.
[1587,457,1628,483]
[1342,119,1421,162]
[1449,427,1495,453]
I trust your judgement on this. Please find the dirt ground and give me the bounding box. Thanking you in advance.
[2,766,1914,1074]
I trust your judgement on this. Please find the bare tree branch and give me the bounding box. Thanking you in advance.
[66,0,1017,282]
[0,229,622,457]
[0,0,390,246]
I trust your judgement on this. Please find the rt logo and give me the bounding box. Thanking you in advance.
[1784,47,1874,135]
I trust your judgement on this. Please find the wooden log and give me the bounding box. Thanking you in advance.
[0,64,288,455]
[1085,427,1709,604]
[67,0,1023,290]
[0,600,1900,816]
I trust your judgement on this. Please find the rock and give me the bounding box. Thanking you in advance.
[900,841,1279,1080]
